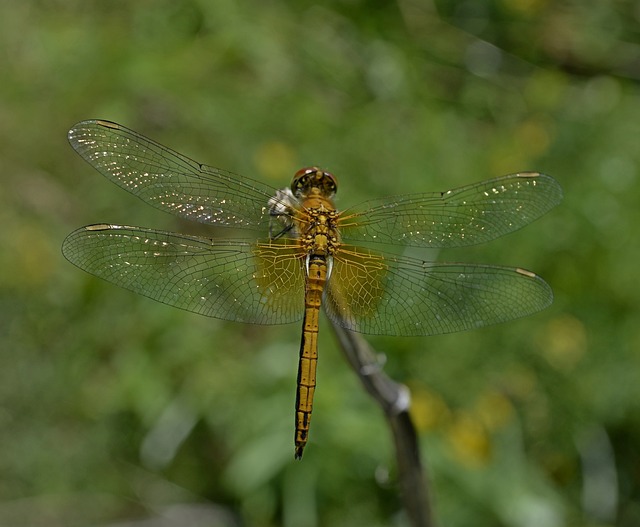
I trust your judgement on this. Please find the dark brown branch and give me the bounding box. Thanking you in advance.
[328,320,435,527]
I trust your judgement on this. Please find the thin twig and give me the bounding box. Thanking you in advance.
[328,320,435,527]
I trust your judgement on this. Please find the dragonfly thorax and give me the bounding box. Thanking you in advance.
[300,209,340,257]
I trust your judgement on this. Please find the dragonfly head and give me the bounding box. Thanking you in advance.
[291,167,337,199]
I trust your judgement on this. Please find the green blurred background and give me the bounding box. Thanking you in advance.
[1,1,639,526]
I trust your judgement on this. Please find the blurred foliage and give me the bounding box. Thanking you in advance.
[1,0,639,526]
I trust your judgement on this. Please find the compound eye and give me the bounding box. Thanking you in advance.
[323,171,338,192]
[291,166,338,195]
[294,167,317,179]
[292,167,318,192]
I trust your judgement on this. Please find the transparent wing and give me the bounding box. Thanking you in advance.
[338,173,562,248]
[325,245,553,336]
[62,224,306,324]
[68,120,283,231]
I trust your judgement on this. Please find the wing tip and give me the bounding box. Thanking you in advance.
[516,267,555,309]
[517,172,564,203]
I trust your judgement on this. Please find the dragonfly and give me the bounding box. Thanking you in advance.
[62,120,562,459]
